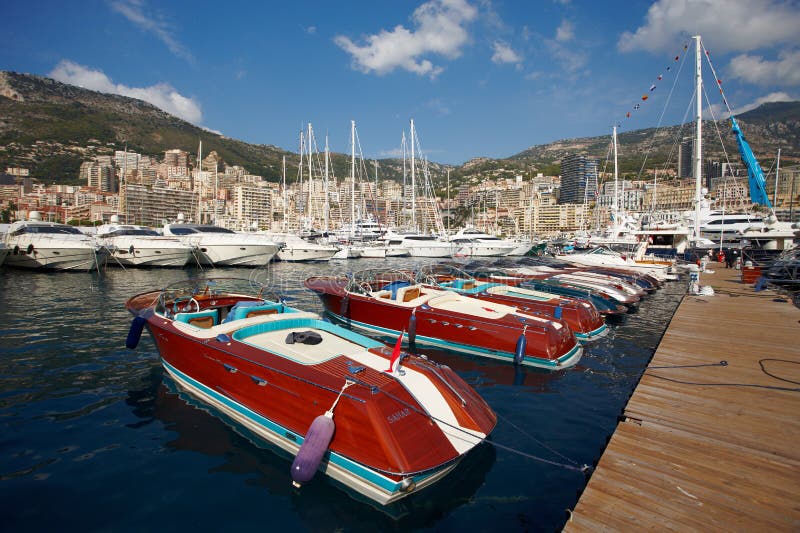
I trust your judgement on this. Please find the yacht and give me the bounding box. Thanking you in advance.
[739,218,797,252]
[555,245,676,282]
[449,227,518,256]
[698,211,765,241]
[4,211,107,270]
[269,233,337,262]
[95,216,194,267]
[162,215,279,267]
[385,232,455,258]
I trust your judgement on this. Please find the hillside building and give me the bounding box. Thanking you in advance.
[559,154,598,204]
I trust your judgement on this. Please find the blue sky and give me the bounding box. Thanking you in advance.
[2,0,798,164]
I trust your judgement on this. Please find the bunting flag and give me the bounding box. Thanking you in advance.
[617,39,691,129]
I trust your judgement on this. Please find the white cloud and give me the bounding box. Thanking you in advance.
[334,0,477,78]
[618,0,800,54]
[555,19,574,42]
[491,41,523,65]
[49,60,203,124]
[110,0,193,62]
[306,26,317,35]
[728,50,800,87]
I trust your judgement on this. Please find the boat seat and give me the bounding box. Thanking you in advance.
[224,301,284,322]
[396,285,421,302]
[175,309,219,329]
[233,303,283,321]
[381,280,411,299]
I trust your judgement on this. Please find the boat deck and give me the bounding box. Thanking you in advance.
[564,263,800,531]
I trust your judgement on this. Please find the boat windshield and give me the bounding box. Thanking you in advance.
[105,228,161,237]
[194,226,236,234]
[11,224,85,236]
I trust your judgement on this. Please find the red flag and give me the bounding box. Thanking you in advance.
[385,330,404,373]
[641,95,649,101]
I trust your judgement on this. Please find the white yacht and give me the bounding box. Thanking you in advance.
[331,244,363,260]
[96,217,194,267]
[385,232,455,258]
[4,212,106,270]
[449,227,518,257]
[698,211,765,240]
[506,237,536,256]
[162,216,279,267]
[269,233,337,262]
[739,217,797,252]
[555,245,675,282]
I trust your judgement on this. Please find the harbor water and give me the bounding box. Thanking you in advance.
[0,258,686,531]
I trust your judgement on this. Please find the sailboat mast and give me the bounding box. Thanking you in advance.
[410,119,416,230]
[197,140,203,224]
[350,120,356,237]
[282,155,287,232]
[612,125,619,218]
[446,169,450,234]
[121,143,128,223]
[324,134,330,232]
[693,34,703,241]
[307,123,313,226]
[774,148,781,208]
[402,131,407,228]
[214,164,218,226]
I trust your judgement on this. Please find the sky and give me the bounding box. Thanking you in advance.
[1,0,799,165]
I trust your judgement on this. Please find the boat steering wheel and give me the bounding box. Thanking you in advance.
[358,282,374,296]
[173,296,201,314]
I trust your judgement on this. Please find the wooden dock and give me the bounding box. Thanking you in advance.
[565,263,800,531]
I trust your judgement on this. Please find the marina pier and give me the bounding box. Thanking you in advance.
[565,264,800,531]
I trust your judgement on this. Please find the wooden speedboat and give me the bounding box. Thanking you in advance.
[470,268,628,315]
[304,270,583,370]
[415,265,607,342]
[125,277,496,505]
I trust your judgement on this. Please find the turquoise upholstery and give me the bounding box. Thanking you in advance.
[231,302,286,321]
[175,309,219,326]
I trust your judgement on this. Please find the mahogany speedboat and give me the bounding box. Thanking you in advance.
[304,270,583,370]
[470,268,628,316]
[125,277,496,505]
[415,265,607,342]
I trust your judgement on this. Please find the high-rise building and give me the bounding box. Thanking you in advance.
[81,161,116,192]
[559,154,598,204]
[678,137,693,178]
[164,149,189,168]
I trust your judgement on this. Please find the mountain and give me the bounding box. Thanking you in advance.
[1,70,798,187]
[0,71,420,184]
[507,101,800,174]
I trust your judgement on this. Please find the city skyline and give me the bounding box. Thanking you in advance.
[2,0,799,165]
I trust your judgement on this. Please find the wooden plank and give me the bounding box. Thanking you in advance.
[565,269,800,532]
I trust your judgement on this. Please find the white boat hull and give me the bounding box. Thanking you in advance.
[197,243,279,266]
[4,245,100,270]
[277,247,335,262]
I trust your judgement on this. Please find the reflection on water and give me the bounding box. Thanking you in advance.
[0,259,685,531]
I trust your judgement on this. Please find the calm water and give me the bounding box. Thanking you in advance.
[0,258,686,532]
